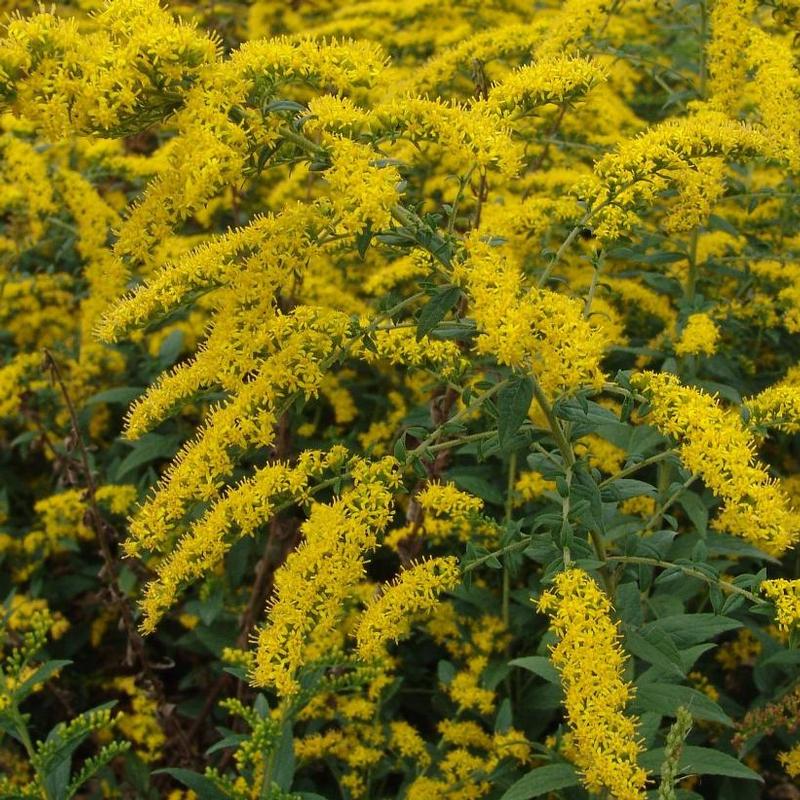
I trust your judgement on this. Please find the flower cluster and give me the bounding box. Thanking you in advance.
[0,0,799,795]
[538,568,647,800]
[633,371,800,556]
[761,579,800,632]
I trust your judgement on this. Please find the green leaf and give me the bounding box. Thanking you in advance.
[67,741,131,799]
[43,754,71,800]
[155,768,230,800]
[528,682,564,711]
[495,698,513,732]
[508,656,560,685]
[679,643,716,672]
[633,682,732,726]
[570,463,604,532]
[437,660,456,684]
[641,614,741,649]
[639,746,762,782]
[115,434,181,481]
[356,221,373,259]
[272,720,295,790]
[416,286,461,340]
[616,582,644,626]
[449,473,504,505]
[85,387,144,406]
[640,250,686,264]
[692,380,741,405]
[265,99,306,114]
[602,478,658,502]
[205,733,247,756]
[158,329,185,368]
[574,557,605,570]
[758,648,800,670]
[39,703,117,800]
[499,763,579,800]
[14,660,72,700]
[624,626,685,678]
[708,214,739,237]
[393,434,407,462]
[677,492,708,534]
[555,398,619,432]
[497,377,534,449]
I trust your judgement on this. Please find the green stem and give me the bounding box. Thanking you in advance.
[463,536,534,573]
[12,707,53,800]
[644,473,697,534]
[449,166,476,234]
[686,227,699,301]
[559,462,574,568]
[502,452,518,628]
[602,382,647,404]
[698,0,708,99]
[598,451,673,488]
[607,556,760,603]
[529,375,574,467]
[424,430,497,453]
[390,204,454,268]
[590,529,608,564]
[583,259,602,318]
[408,380,508,458]
[537,214,590,288]
[277,126,326,156]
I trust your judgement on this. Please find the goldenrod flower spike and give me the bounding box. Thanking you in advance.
[482,55,605,118]
[578,109,767,241]
[746,384,800,435]
[252,457,400,696]
[538,568,648,800]
[761,579,800,633]
[126,308,352,556]
[137,447,351,631]
[355,556,460,660]
[633,371,800,556]
[455,234,607,397]
[0,1,218,139]
[674,312,720,357]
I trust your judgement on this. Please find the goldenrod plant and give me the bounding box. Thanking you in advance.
[0,599,129,798]
[2,0,800,797]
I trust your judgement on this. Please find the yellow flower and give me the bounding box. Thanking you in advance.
[633,371,800,555]
[675,313,720,357]
[514,471,556,503]
[579,109,767,240]
[746,384,800,434]
[779,743,800,778]
[252,457,399,696]
[483,55,604,118]
[762,579,800,632]
[417,483,483,521]
[390,721,431,768]
[456,235,606,397]
[322,135,401,235]
[355,557,460,660]
[537,568,647,800]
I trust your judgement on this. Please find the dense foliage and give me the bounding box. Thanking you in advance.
[2,0,800,797]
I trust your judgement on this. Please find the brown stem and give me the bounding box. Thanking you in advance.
[398,385,461,566]
[43,350,195,763]
[186,671,231,742]
[470,58,490,230]
[44,351,146,667]
[472,170,489,230]
[528,104,568,177]
[237,410,298,648]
